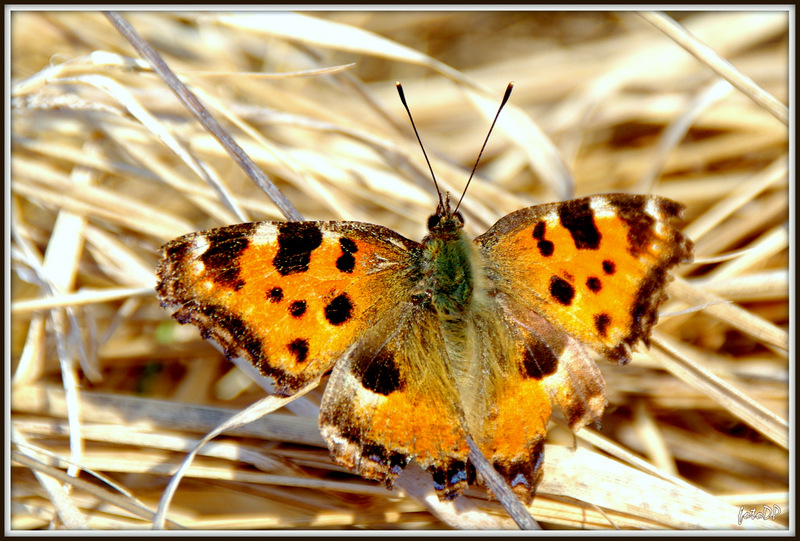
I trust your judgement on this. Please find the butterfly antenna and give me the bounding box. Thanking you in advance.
[396,82,445,211]
[453,82,514,215]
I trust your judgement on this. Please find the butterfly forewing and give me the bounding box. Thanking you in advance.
[475,194,693,363]
[157,221,422,395]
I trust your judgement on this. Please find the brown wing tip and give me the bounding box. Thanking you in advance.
[608,195,694,360]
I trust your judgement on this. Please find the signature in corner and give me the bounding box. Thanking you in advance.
[738,505,781,525]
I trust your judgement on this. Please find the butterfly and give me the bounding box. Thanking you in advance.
[155,83,693,502]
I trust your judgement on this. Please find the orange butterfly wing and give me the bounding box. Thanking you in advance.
[476,194,694,363]
[157,221,422,394]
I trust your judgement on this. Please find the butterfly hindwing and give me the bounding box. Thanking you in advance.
[460,304,551,503]
[319,304,471,499]
[494,291,608,431]
[460,289,606,503]
[157,221,422,395]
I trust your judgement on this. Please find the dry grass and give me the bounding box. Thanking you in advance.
[9,9,790,531]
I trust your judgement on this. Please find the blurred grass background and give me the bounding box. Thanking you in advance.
[10,10,789,530]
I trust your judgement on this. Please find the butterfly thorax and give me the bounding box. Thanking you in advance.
[421,211,478,319]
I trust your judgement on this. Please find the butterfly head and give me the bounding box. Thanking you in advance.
[427,194,465,234]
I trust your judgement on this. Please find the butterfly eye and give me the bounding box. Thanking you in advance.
[427,214,441,230]
[453,211,465,226]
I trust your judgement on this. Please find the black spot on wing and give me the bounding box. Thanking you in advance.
[274,222,323,276]
[602,260,616,275]
[336,237,358,273]
[324,293,353,325]
[287,338,309,364]
[357,349,404,396]
[538,240,554,257]
[335,253,355,273]
[532,221,546,239]
[200,223,258,290]
[549,275,575,306]
[586,276,602,292]
[267,287,284,303]
[339,236,357,253]
[289,300,307,317]
[532,220,554,257]
[594,313,612,337]
[558,198,601,250]
[520,340,559,380]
